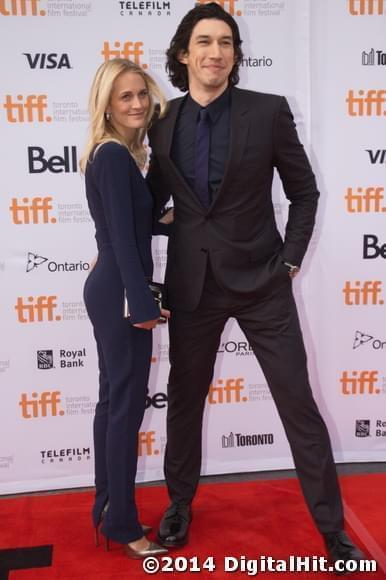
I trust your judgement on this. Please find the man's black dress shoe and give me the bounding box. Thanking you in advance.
[323,531,365,574]
[157,503,192,547]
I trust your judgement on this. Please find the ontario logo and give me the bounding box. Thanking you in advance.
[26,252,90,273]
[353,331,386,350]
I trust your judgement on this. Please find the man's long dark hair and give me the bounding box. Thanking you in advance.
[166,2,243,92]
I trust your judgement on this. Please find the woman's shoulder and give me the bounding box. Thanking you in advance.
[94,141,132,163]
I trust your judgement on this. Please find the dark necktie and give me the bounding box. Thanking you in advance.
[194,108,211,208]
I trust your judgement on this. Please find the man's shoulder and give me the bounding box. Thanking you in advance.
[232,86,284,104]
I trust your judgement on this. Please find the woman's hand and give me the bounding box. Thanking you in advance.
[158,208,174,225]
[133,318,159,330]
[158,308,171,324]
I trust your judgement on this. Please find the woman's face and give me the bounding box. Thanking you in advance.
[107,71,150,141]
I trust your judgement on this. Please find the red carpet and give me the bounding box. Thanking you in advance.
[0,474,385,579]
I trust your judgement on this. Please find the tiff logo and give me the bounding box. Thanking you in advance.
[362,49,386,65]
[346,90,386,116]
[343,281,384,305]
[3,95,51,123]
[15,296,61,323]
[19,391,64,418]
[340,371,380,395]
[208,378,247,404]
[348,0,385,15]
[138,431,160,456]
[101,41,147,68]
[197,0,242,16]
[345,187,386,212]
[0,0,46,15]
[23,53,71,69]
[9,197,56,224]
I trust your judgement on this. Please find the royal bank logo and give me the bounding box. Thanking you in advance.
[355,419,371,437]
[353,331,386,350]
[362,49,386,66]
[37,349,54,369]
[221,431,274,448]
[26,252,90,273]
[117,1,171,16]
[37,348,87,369]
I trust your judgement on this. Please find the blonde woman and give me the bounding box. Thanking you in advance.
[80,59,169,559]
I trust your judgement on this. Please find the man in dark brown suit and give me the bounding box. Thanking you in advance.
[147,2,364,569]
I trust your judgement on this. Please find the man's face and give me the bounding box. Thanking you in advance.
[179,18,236,95]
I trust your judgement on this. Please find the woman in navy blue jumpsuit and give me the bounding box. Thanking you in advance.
[81,58,168,559]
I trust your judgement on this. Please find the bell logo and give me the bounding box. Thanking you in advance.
[196,0,242,16]
[101,41,147,68]
[28,146,77,174]
[3,94,51,123]
[138,431,160,456]
[346,90,386,116]
[15,296,61,323]
[345,187,386,212]
[343,281,384,305]
[0,0,46,16]
[340,371,380,395]
[9,197,56,224]
[23,53,71,69]
[348,0,385,15]
[208,378,247,404]
[19,391,64,418]
[363,235,386,259]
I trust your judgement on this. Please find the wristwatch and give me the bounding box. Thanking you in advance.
[283,261,300,278]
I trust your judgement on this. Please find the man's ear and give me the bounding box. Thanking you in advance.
[178,50,188,65]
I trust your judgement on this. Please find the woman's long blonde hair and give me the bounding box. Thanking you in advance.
[80,58,166,173]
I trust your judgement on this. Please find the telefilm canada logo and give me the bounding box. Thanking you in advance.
[40,447,91,464]
[26,252,90,273]
[221,431,274,448]
[117,1,171,16]
[353,331,386,350]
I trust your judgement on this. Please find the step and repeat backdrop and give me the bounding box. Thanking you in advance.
[0,0,385,494]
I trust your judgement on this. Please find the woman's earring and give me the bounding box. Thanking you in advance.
[105,112,111,121]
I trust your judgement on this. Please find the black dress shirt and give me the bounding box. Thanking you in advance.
[171,88,231,202]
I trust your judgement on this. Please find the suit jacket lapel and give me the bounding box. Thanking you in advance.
[209,87,250,211]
